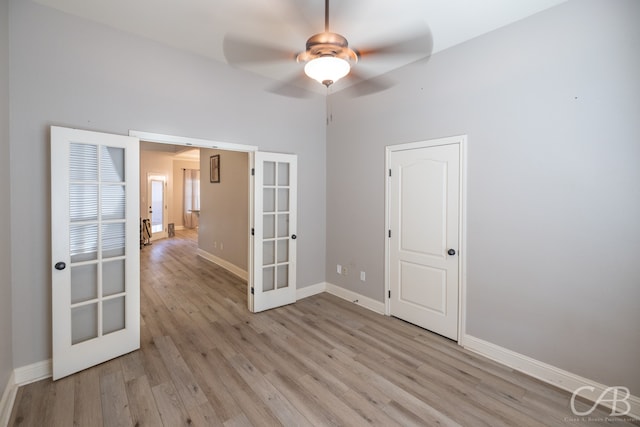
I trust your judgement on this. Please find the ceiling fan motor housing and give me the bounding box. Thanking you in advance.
[296,32,358,64]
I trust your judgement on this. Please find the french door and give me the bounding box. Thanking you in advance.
[251,152,297,312]
[51,126,140,380]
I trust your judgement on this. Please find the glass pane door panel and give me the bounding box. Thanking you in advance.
[263,188,275,213]
[263,215,275,239]
[71,303,98,345]
[277,163,289,186]
[101,185,125,220]
[71,264,98,304]
[277,189,289,211]
[103,259,125,296]
[102,223,125,258]
[277,214,289,238]
[263,267,275,291]
[70,184,98,222]
[151,180,163,233]
[263,241,275,266]
[70,224,98,262]
[70,143,97,181]
[277,239,289,263]
[101,146,125,182]
[103,297,125,335]
[263,161,276,186]
[276,265,289,289]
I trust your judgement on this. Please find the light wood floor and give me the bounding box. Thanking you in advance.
[9,229,638,426]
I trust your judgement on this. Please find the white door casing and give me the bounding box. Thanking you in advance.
[251,152,297,312]
[386,136,465,341]
[51,126,140,380]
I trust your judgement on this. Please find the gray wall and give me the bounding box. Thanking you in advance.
[9,0,326,368]
[0,0,13,389]
[199,149,249,271]
[326,0,640,394]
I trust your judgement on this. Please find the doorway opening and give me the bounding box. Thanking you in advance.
[135,131,258,308]
[147,173,167,239]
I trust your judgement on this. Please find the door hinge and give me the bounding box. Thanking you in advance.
[251,287,254,295]
[389,169,392,177]
[388,290,391,298]
[251,168,255,176]
[388,230,391,238]
[251,228,254,236]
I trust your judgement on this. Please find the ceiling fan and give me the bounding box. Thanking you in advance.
[223,0,432,96]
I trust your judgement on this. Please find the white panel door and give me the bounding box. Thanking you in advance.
[251,152,297,312]
[51,126,140,380]
[389,141,461,340]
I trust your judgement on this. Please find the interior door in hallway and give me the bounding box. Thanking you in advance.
[388,138,463,340]
[51,126,140,380]
[147,173,167,240]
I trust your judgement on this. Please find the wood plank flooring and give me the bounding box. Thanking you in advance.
[9,229,639,426]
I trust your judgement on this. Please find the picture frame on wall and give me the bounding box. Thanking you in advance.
[210,155,220,183]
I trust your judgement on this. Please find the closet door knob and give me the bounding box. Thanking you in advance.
[54,262,66,270]
[447,249,456,256]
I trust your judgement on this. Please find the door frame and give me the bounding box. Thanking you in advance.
[384,135,468,343]
[130,130,259,308]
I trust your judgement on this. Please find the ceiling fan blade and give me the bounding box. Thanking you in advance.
[267,72,319,98]
[340,68,394,98]
[355,28,433,59]
[223,35,296,66]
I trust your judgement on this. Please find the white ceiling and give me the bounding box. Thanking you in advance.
[33,0,568,93]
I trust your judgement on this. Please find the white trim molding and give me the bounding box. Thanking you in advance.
[129,130,258,153]
[296,282,327,300]
[1,359,53,425]
[197,249,248,281]
[463,335,640,420]
[0,372,17,427]
[295,282,386,315]
[14,360,52,386]
[325,283,386,314]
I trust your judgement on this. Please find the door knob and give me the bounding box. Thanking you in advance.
[448,249,456,256]
[54,262,66,270]
[291,234,297,240]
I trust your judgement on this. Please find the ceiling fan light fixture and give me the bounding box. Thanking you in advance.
[304,56,351,87]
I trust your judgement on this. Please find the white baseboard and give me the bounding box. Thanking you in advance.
[175,225,185,231]
[0,360,52,426]
[325,283,386,314]
[0,372,17,427]
[296,282,327,300]
[197,249,248,281]
[463,335,639,420]
[13,359,51,386]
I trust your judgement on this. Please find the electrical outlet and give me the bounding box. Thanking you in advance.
[360,271,366,281]
[220,242,224,250]
[343,267,349,276]
[337,264,342,274]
